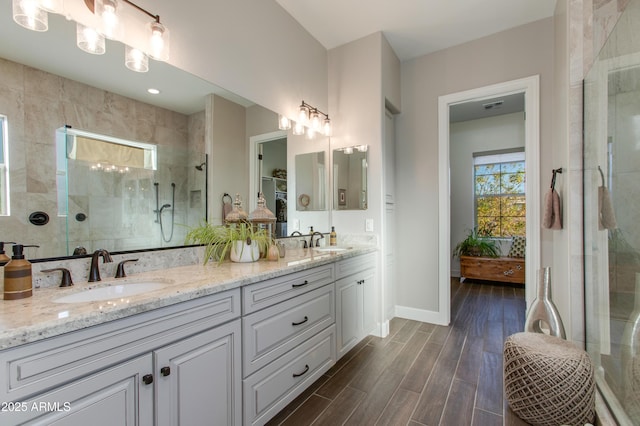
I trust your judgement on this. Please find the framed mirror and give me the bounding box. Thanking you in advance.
[295,151,327,211]
[0,5,331,259]
[333,145,368,210]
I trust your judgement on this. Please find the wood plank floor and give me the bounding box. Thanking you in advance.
[266,278,530,426]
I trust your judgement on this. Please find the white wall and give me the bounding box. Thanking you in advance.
[155,0,328,121]
[396,18,554,317]
[450,112,525,276]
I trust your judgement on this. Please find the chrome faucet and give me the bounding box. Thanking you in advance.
[88,249,113,282]
[309,232,324,248]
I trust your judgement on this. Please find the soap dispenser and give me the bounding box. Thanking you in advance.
[4,244,38,300]
[0,242,15,296]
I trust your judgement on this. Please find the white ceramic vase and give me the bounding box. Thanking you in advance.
[230,240,260,263]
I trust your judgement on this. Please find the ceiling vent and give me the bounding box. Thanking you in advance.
[482,100,504,110]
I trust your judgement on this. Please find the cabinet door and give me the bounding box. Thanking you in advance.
[1,355,153,426]
[155,319,241,426]
[360,269,377,337]
[336,276,361,359]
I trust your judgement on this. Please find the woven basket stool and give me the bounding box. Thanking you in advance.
[503,332,595,426]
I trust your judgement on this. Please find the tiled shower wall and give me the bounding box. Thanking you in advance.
[0,56,205,258]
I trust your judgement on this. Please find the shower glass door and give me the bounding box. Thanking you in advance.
[584,1,640,423]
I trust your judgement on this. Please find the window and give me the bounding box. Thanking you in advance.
[474,150,525,237]
[0,115,8,216]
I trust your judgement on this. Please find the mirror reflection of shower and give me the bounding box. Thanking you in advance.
[154,182,175,243]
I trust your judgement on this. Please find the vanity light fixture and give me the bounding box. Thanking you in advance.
[285,100,332,139]
[11,0,170,73]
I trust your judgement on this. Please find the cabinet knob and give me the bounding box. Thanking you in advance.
[160,366,171,377]
[142,374,154,385]
[292,316,309,326]
[292,364,309,378]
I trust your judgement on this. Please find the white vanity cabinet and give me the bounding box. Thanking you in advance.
[242,264,337,426]
[0,289,242,426]
[335,253,377,359]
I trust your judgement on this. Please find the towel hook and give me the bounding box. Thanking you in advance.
[222,193,232,204]
[597,166,605,187]
[550,168,563,189]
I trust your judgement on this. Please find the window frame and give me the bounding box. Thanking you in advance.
[473,149,526,238]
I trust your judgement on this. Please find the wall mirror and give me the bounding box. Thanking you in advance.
[0,7,330,260]
[333,145,368,210]
[295,151,327,212]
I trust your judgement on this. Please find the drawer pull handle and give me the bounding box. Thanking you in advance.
[293,364,309,378]
[357,279,365,285]
[292,280,309,288]
[292,316,309,326]
[142,374,154,385]
[160,366,171,377]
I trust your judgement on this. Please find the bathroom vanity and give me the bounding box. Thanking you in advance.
[0,247,377,426]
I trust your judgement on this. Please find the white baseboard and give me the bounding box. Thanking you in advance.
[395,305,449,326]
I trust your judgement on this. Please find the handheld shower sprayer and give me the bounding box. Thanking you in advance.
[160,203,171,213]
[195,162,206,171]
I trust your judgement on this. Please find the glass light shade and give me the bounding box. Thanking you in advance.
[298,105,309,125]
[343,147,353,154]
[13,0,48,32]
[38,0,63,13]
[323,118,332,136]
[97,0,123,40]
[310,111,321,131]
[306,127,316,140]
[278,114,291,130]
[147,21,170,61]
[125,46,149,73]
[77,23,105,55]
[292,122,305,136]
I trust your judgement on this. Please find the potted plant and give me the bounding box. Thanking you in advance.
[185,220,273,264]
[452,226,501,258]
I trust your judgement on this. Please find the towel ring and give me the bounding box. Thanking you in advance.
[222,193,232,204]
[550,168,563,189]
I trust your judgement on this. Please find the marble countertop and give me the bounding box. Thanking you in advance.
[0,246,376,351]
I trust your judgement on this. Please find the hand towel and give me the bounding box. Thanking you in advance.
[542,188,562,230]
[598,186,617,230]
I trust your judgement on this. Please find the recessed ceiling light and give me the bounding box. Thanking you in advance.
[147,88,160,95]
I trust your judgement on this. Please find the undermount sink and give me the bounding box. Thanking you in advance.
[53,282,170,304]
[313,247,351,252]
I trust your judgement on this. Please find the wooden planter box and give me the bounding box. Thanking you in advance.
[459,255,525,285]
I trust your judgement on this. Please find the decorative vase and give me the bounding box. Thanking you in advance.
[267,244,280,261]
[524,267,566,339]
[230,240,260,263]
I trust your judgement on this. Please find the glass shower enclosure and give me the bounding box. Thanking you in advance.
[584,0,640,423]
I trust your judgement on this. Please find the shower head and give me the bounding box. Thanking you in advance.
[159,204,171,213]
[195,162,206,171]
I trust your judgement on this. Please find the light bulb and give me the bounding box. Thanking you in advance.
[278,114,291,130]
[13,0,48,31]
[125,46,149,73]
[77,23,105,55]
[147,21,169,61]
[323,118,332,136]
[343,147,353,154]
[298,105,308,125]
[293,122,305,136]
[99,0,121,40]
[310,111,321,131]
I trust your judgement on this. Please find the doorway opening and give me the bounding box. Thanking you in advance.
[437,76,541,325]
[249,130,288,237]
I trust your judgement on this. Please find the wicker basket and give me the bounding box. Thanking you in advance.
[503,332,595,426]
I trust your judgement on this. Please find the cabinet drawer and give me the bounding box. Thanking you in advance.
[243,284,335,377]
[0,289,240,402]
[335,253,376,280]
[242,264,334,314]
[243,325,335,426]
